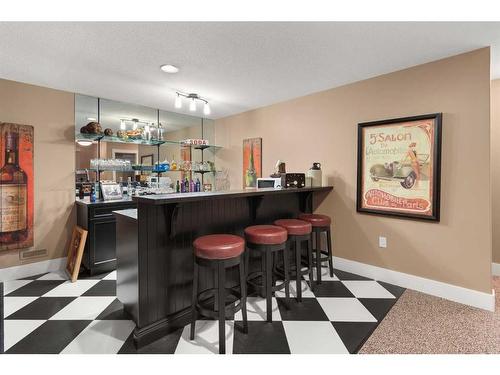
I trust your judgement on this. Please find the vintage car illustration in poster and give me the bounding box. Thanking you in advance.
[356,113,442,221]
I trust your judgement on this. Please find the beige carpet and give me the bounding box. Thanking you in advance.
[359,277,500,354]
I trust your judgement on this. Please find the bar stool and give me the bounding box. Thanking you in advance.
[274,219,313,302]
[244,225,290,322]
[298,213,333,284]
[190,234,248,354]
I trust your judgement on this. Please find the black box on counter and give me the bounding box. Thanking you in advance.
[281,173,306,188]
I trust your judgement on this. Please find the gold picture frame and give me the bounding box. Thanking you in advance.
[65,226,88,282]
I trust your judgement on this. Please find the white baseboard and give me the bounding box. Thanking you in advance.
[0,257,66,282]
[493,262,500,276]
[333,256,495,312]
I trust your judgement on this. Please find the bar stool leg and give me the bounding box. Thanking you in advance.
[265,248,273,322]
[307,236,314,289]
[239,260,248,333]
[282,243,291,304]
[295,237,302,302]
[327,228,334,277]
[217,261,226,354]
[315,230,322,284]
[190,262,199,340]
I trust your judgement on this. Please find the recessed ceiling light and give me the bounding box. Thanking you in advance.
[160,64,179,74]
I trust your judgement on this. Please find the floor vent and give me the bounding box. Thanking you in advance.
[20,248,48,261]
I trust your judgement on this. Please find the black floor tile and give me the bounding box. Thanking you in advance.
[118,329,183,354]
[333,269,372,281]
[78,270,112,280]
[6,320,92,354]
[82,280,116,296]
[332,322,378,353]
[6,297,76,320]
[310,281,355,298]
[6,280,66,297]
[276,297,329,321]
[95,298,131,320]
[377,281,406,299]
[233,321,290,354]
[358,298,397,322]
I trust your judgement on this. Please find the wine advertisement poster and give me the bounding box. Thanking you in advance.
[357,114,442,221]
[0,122,34,251]
[243,138,262,188]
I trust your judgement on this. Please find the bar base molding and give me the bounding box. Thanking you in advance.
[333,256,495,312]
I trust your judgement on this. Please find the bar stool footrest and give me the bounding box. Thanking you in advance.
[195,288,243,320]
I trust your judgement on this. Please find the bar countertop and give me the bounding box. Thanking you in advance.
[75,197,135,207]
[132,186,333,205]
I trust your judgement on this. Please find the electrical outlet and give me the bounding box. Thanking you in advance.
[378,236,387,248]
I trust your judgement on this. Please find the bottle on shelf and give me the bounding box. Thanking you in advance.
[184,177,189,192]
[90,184,96,202]
[195,178,201,192]
[94,181,100,200]
[0,132,29,245]
[190,179,195,193]
[176,180,180,193]
[171,155,177,171]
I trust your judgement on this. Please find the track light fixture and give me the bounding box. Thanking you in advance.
[174,92,211,116]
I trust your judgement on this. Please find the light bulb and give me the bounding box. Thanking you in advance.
[203,102,211,116]
[133,121,138,130]
[120,120,126,130]
[175,94,182,109]
[189,98,196,112]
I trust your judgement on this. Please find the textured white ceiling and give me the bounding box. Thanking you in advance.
[1,22,499,119]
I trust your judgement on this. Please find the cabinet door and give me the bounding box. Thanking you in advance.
[91,218,117,265]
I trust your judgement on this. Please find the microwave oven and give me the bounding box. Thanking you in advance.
[256,177,282,189]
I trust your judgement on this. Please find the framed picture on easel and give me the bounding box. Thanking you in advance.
[66,226,88,282]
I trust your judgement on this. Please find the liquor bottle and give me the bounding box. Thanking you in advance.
[0,132,29,245]
[90,184,96,202]
[245,142,257,188]
[195,178,201,192]
[176,180,180,193]
[184,177,189,192]
[190,179,195,193]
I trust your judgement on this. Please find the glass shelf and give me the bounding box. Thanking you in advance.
[75,133,223,149]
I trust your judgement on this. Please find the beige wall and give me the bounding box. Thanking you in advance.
[492,79,500,264]
[215,48,492,293]
[0,78,75,269]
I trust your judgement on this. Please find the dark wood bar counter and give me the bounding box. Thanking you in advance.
[114,186,333,347]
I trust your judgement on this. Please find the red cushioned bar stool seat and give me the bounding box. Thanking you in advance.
[244,225,290,322]
[190,234,248,354]
[274,219,313,302]
[297,213,333,284]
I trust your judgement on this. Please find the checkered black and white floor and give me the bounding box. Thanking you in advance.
[1,266,405,354]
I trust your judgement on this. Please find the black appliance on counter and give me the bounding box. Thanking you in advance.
[281,173,306,188]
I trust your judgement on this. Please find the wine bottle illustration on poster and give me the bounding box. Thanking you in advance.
[0,123,34,251]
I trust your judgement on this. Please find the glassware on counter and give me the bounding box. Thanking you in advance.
[90,158,132,171]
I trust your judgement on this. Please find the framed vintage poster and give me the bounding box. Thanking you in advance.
[0,122,34,251]
[65,226,88,282]
[243,138,262,188]
[357,113,442,221]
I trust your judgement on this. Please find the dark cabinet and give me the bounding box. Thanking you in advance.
[76,199,136,276]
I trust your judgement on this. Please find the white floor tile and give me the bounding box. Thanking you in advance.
[43,279,100,297]
[3,296,38,317]
[3,280,32,295]
[342,281,395,299]
[4,320,45,351]
[103,271,117,280]
[234,296,281,321]
[36,271,68,281]
[282,321,349,354]
[175,320,234,354]
[50,297,115,320]
[274,279,315,298]
[61,320,135,354]
[317,297,377,322]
